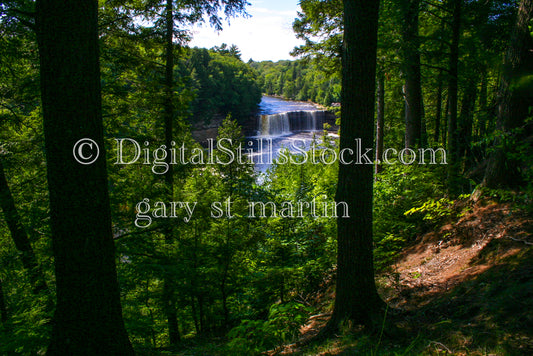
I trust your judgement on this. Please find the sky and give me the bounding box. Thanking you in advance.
[188,0,304,62]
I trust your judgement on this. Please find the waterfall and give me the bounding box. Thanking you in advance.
[258,111,326,136]
[259,113,291,136]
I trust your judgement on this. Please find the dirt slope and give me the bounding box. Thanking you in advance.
[292,198,533,355]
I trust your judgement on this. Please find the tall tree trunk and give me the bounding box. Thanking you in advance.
[375,70,385,175]
[442,94,449,146]
[446,0,462,195]
[197,294,205,333]
[190,225,200,334]
[433,17,448,146]
[420,96,428,147]
[434,73,443,145]
[35,1,133,354]
[190,295,200,334]
[162,0,181,345]
[401,0,423,148]
[458,78,478,171]
[477,72,488,138]
[327,0,383,331]
[220,265,229,328]
[483,0,533,188]
[220,220,232,329]
[0,158,47,294]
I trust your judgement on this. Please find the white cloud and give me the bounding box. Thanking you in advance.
[188,2,303,62]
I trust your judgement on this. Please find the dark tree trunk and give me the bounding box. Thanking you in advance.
[477,73,488,138]
[433,17,448,146]
[197,294,205,333]
[483,0,533,188]
[35,1,133,354]
[401,0,423,148]
[442,94,449,146]
[327,0,384,331]
[458,78,477,171]
[375,70,385,175]
[420,96,428,147]
[221,269,229,328]
[0,158,47,294]
[220,220,232,329]
[190,295,200,334]
[434,73,443,145]
[446,0,462,195]
[190,227,200,334]
[162,0,181,345]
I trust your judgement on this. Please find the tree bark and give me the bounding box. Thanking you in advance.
[458,78,477,171]
[434,73,443,145]
[446,0,462,195]
[35,0,133,354]
[162,0,181,346]
[442,93,449,146]
[477,72,488,138]
[0,158,47,294]
[327,0,384,331]
[483,0,533,188]
[401,0,423,148]
[375,70,385,175]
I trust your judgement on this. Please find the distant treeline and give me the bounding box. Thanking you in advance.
[249,60,341,107]
[186,46,262,125]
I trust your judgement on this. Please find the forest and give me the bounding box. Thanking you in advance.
[0,0,532,355]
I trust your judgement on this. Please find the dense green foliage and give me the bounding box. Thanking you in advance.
[188,47,262,124]
[251,59,341,106]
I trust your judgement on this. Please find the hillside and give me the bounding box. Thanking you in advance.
[281,197,533,355]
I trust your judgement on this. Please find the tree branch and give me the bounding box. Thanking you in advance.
[422,0,452,14]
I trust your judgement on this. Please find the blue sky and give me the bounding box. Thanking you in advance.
[188,0,304,62]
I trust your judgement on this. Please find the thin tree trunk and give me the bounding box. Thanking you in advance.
[0,158,47,294]
[190,295,199,334]
[401,0,423,148]
[477,72,488,138]
[190,225,200,334]
[221,268,229,329]
[442,93,449,146]
[434,73,443,145]
[433,18,448,147]
[326,0,384,332]
[197,294,205,333]
[375,70,385,175]
[162,0,180,345]
[421,96,428,147]
[446,0,462,195]
[458,78,477,171]
[35,0,133,354]
[220,220,232,329]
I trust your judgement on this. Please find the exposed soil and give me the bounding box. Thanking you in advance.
[285,197,533,355]
[382,198,532,309]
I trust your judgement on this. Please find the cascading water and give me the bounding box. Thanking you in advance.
[259,113,291,136]
[258,110,326,136]
[251,96,334,173]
